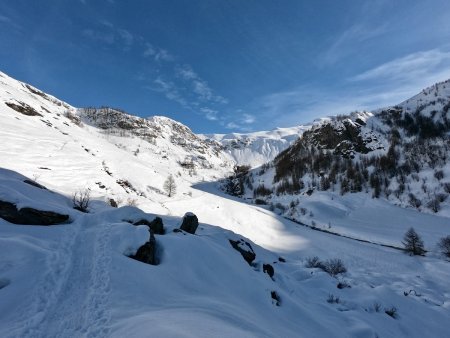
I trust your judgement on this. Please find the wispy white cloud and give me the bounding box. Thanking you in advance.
[82,22,136,51]
[176,64,228,104]
[223,112,256,131]
[200,108,218,121]
[0,14,22,32]
[351,49,450,83]
[152,77,189,108]
[82,22,227,124]
[320,23,388,66]
[142,42,174,62]
[117,29,133,49]
[242,113,255,124]
[249,47,450,128]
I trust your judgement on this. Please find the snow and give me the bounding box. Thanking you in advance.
[1,70,450,337]
[205,125,311,168]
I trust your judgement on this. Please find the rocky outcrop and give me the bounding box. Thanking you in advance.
[302,118,380,157]
[129,231,158,265]
[229,239,256,265]
[271,291,281,306]
[23,179,47,190]
[263,263,274,278]
[5,101,42,117]
[0,200,69,225]
[134,216,164,235]
[179,212,198,234]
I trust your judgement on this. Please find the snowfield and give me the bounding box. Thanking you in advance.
[1,71,450,337]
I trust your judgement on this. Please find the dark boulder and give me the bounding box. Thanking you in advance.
[134,216,164,235]
[179,212,198,234]
[229,239,256,265]
[263,263,274,278]
[108,198,118,208]
[23,179,47,190]
[129,231,158,265]
[0,200,69,226]
[271,291,281,306]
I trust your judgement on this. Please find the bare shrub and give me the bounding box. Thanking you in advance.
[438,236,450,258]
[323,259,347,276]
[305,257,347,276]
[73,189,90,212]
[385,306,398,318]
[305,256,324,269]
[327,294,340,304]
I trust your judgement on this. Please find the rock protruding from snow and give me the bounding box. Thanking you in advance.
[0,200,69,225]
[179,212,199,234]
[263,263,274,278]
[229,239,256,265]
[129,231,158,265]
[134,216,164,235]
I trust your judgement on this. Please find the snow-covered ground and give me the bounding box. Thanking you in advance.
[1,70,450,337]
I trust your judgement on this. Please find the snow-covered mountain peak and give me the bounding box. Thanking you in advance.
[206,125,311,168]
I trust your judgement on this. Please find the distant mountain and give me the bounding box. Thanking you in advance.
[225,79,450,217]
[205,125,310,168]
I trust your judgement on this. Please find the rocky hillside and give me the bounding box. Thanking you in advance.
[0,71,234,211]
[228,80,450,217]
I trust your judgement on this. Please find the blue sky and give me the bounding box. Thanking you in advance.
[1,0,450,133]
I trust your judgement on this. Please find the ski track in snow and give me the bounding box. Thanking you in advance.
[13,217,112,338]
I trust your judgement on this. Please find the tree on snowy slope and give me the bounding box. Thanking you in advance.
[402,227,425,256]
[163,174,177,197]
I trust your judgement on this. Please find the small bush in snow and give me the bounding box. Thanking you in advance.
[72,189,90,212]
[438,236,450,258]
[402,227,425,256]
[305,256,323,269]
[443,182,450,194]
[305,257,347,276]
[385,306,398,319]
[327,294,340,304]
[427,197,441,213]
[323,259,347,276]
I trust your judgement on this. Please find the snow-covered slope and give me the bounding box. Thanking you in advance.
[0,71,234,214]
[1,70,450,337]
[205,125,310,168]
[240,80,450,217]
